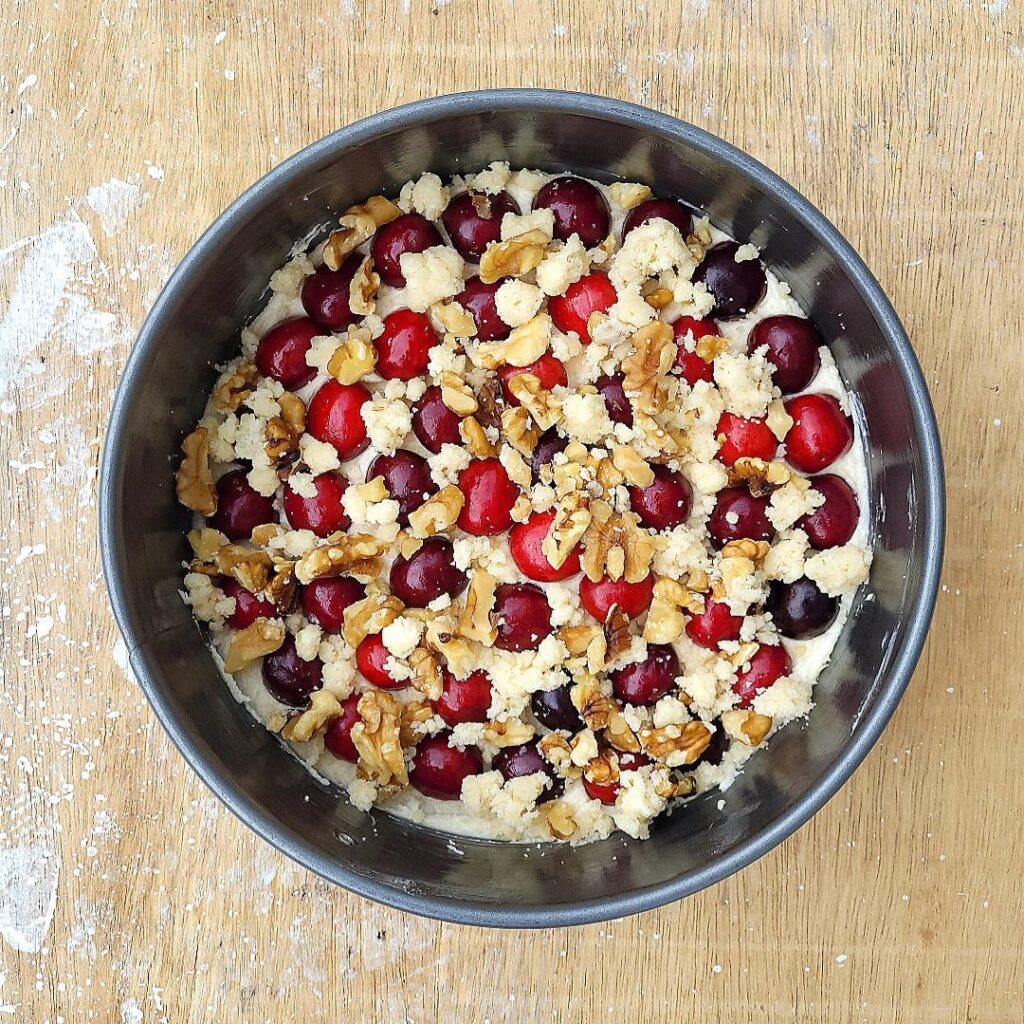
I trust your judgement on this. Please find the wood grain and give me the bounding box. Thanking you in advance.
[1,1,1021,1020]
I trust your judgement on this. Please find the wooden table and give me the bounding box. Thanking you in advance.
[1,2,1020,1020]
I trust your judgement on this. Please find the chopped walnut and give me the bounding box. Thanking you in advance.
[653,772,698,800]
[642,283,674,310]
[727,457,791,496]
[483,718,536,747]
[765,399,794,441]
[721,538,771,564]
[265,561,298,613]
[455,569,498,645]
[583,748,619,786]
[542,494,591,570]
[295,533,390,584]
[606,708,641,754]
[399,700,434,747]
[472,313,551,369]
[460,416,496,457]
[175,427,217,515]
[352,690,408,788]
[282,689,342,742]
[475,376,504,430]
[538,733,581,779]
[544,800,578,840]
[694,334,729,364]
[187,527,226,562]
[214,544,273,593]
[341,593,404,648]
[621,321,674,413]
[644,576,703,644]
[348,256,379,316]
[502,405,540,455]
[603,605,633,660]
[580,500,656,584]
[571,678,617,732]
[407,485,465,538]
[327,326,377,385]
[440,371,479,416]
[407,647,444,701]
[608,182,652,210]
[278,392,306,434]
[264,415,300,474]
[431,299,477,337]
[323,195,402,270]
[213,361,259,412]
[478,229,549,285]
[250,523,285,548]
[639,721,711,767]
[721,709,773,746]
[507,373,562,431]
[610,445,654,487]
[222,617,285,674]
[726,641,760,668]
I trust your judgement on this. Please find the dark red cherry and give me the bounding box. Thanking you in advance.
[622,196,693,239]
[784,394,854,473]
[389,537,468,608]
[595,373,633,426]
[412,385,462,453]
[493,582,554,652]
[629,464,693,530]
[672,315,721,385]
[686,600,743,649]
[509,509,582,583]
[748,314,822,393]
[579,575,655,622]
[611,644,680,706]
[692,726,729,768]
[497,354,567,405]
[493,742,563,802]
[209,469,277,541]
[767,577,839,640]
[368,449,437,525]
[533,176,610,248]
[707,487,775,548]
[370,213,443,287]
[282,472,349,537]
[548,271,618,343]
[374,309,437,380]
[456,458,519,536]
[442,189,520,261]
[262,635,323,708]
[220,577,276,629]
[715,412,778,467]
[433,669,492,726]
[456,276,511,341]
[531,682,584,732]
[254,317,321,390]
[355,632,405,689]
[323,694,361,762]
[693,241,767,320]
[732,644,791,708]
[799,473,859,549]
[307,380,371,458]
[301,576,365,634]
[300,254,362,331]
[530,427,569,484]
[410,735,483,799]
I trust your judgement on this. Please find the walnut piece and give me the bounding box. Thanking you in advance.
[352,690,408,788]
[278,392,306,434]
[175,427,217,515]
[264,415,300,474]
[213,361,259,412]
[478,229,549,284]
[621,321,674,413]
[399,700,434,747]
[694,334,729,364]
[483,718,536,747]
[431,299,477,337]
[580,500,656,584]
[721,709,773,746]
[502,406,540,456]
[187,527,226,562]
[608,182,652,210]
[727,456,791,496]
[611,445,654,487]
[265,561,298,613]
[328,326,377,385]
[407,485,465,539]
[472,313,551,369]
[606,708,641,754]
[223,617,285,674]
[215,544,273,594]
[571,679,617,732]
[342,593,404,648]
[508,373,562,430]
[407,647,444,701]
[544,800,578,840]
[765,399,794,441]
[653,771,698,800]
[439,370,479,416]
[639,721,712,767]
[282,689,342,742]
[455,569,498,645]
[538,733,581,780]
[295,533,390,584]
[721,538,771,564]
[644,576,703,644]
[583,748,619,786]
[475,376,504,430]
[323,195,402,270]
[460,416,496,458]
[348,256,379,316]
[542,494,591,570]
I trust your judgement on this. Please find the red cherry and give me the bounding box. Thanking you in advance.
[533,176,610,248]
[456,458,519,536]
[209,469,277,541]
[612,644,680,706]
[282,472,350,537]
[301,576,365,634]
[370,213,443,287]
[784,394,854,473]
[367,450,437,525]
[628,464,692,530]
[694,241,767,320]
[374,309,437,380]
[622,197,693,239]
[672,315,720,384]
[686,600,743,649]
[220,577,276,629]
[579,575,655,622]
[411,385,462,453]
[715,412,778,467]
[493,743,563,801]
[748,315,822,393]
[323,694,361,761]
[389,537,468,608]
[410,735,483,799]
[548,271,617,343]
[509,509,582,583]
[300,255,362,331]
[594,373,633,427]
[582,750,651,804]
[799,473,859,549]
[497,353,567,405]
[254,317,321,390]
[530,427,569,484]
[732,644,791,708]
[456,276,511,341]
[433,669,492,726]
[708,487,775,548]
[442,189,519,261]
[262,635,323,707]
[355,633,405,689]
[493,582,554,652]
[307,380,371,459]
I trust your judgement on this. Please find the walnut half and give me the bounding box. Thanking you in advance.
[175,427,217,515]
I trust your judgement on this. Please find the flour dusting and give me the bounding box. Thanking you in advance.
[85,178,146,237]
[0,845,59,953]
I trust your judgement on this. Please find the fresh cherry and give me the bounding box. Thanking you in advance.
[367,449,437,525]
[300,254,362,331]
[629,464,693,530]
[262,635,323,707]
[672,315,720,385]
[220,577,276,629]
[254,317,321,390]
[579,574,655,622]
[548,271,617,343]
[767,577,839,640]
[530,427,569,484]
[533,176,610,248]
[497,353,567,404]
[798,473,859,549]
[595,373,633,426]
[374,309,437,380]
[582,750,651,805]
[693,241,767,320]
[412,385,462,453]
[389,537,468,608]
[732,643,791,708]
[456,458,519,536]
[323,694,362,762]
[307,380,371,459]
[209,469,277,541]
[282,472,350,537]
[493,582,554,652]
[410,735,483,799]
[370,213,443,287]
[612,644,680,706]
[442,189,519,261]
[748,314,822,393]
[509,509,582,583]
[355,632,405,689]
[693,726,729,768]
[531,681,583,732]
[715,412,778,467]
[707,487,775,548]
[784,394,854,473]
[622,196,693,239]
[457,276,511,341]
[686,600,744,649]
[493,742,563,802]
[301,576,365,634]
[433,669,492,726]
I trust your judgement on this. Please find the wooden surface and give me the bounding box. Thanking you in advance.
[1,1,1021,1020]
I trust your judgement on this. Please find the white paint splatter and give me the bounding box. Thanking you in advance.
[224,69,235,81]
[835,953,848,964]
[16,74,38,96]
[0,845,59,953]
[1011,45,1024,60]
[214,30,226,44]
[145,164,164,182]
[551,23,567,36]
[85,178,145,237]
